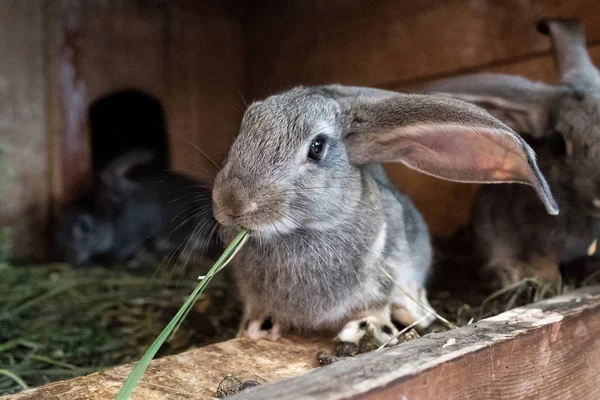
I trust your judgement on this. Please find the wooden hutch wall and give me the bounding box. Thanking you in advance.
[2,0,600,260]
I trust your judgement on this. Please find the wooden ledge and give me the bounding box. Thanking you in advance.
[2,336,330,400]
[4,286,600,400]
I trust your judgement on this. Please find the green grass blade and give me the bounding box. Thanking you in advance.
[114,229,248,400]
[0,369,28,391]
[168,232,249,340]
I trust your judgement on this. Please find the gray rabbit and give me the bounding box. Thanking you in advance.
[211,84,557,345]
[421,19,600,288]
[55,149,218,267]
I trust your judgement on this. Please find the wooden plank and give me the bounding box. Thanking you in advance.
[46,0,89,209]
[4,286,600,400]
[0,0,49,261]
[235,286,600,400]
[2,337,330,400]
[45,0,169,260]
[155,0,248,17]
[395,42,600,90]
[165,6,244,182]
[246,0,600,97]
[81,0,167,104]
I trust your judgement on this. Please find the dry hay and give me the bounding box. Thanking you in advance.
[0,260,239,395]
[3,230,600,396]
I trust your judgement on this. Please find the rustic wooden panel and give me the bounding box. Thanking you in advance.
[81,0,167,104]
[233,286,600,400]
[165,7,244,182]
[6,287,600,400]
[0,1,48,261]
[247,0,600,97]
[156,0,248,17]
[3,337,330,400]
[46,0,89,212]
[487,43,600,82]
[396,43,600,91]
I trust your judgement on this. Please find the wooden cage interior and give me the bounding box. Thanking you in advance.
[1,0,600,261]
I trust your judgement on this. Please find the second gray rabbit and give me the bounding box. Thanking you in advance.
[55,150,218,267]
[211,84,556,344]
[422,19,600,288]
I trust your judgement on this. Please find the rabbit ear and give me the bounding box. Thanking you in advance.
[538,18,600,87]
[420,73,561,138]
[341,93,559,215]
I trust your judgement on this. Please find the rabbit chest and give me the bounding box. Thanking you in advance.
[230,223,394,330]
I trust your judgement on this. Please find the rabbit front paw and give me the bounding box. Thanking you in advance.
[237,316,281,341]
[336,313,399,355]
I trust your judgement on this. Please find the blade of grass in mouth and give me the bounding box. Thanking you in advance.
[115,229,248,400]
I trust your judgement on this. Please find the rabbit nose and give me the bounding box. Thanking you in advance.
[213,178,258,219]
[229,198,258,217]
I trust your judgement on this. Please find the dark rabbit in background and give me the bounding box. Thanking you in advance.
[211,84,557,345]
[422,19,600,288]
[55,149,219,267]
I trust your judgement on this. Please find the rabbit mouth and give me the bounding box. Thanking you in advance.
[217,212,298,237]
[236,215,299,238]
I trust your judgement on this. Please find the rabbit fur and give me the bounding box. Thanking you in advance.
[55,149,218,267]
[211,84,557,344]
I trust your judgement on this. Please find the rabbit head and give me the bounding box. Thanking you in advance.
[422,19,600,216]
[55,208,114,266]
[212,85,558,239]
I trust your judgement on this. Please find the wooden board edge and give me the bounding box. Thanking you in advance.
[232,286,600,399]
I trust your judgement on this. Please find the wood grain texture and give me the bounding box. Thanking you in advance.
[165,6,244,183]
[234,286,600,400]
[81,0,167,105]
[46,0,89,208]
[247,0,600,97]
[2,337,330,400]
[0,0,49,261]
[4,287,600,400]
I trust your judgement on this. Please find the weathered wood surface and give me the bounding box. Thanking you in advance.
[247,0,600,96]
[235,286,600,400]
[2,337,330,400]
[165,7,244,183]
[4,286,600,400]
[0,1,49,261]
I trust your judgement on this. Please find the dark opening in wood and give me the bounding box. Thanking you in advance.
[88,90,170,172]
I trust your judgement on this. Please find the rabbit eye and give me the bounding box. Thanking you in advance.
[308,137,326,161]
